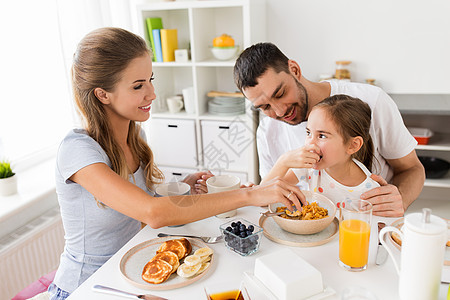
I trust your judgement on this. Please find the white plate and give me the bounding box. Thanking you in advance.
[259,215,338,247]
[119,236,214,290]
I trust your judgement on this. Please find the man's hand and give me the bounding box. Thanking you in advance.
[360,174,405,217]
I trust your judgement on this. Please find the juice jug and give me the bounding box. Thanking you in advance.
[379,208,447,300]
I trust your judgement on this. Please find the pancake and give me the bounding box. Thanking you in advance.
[142,259,173,284]
[150,251,180,274]
[178,238,192,257]
[156,238,191,260]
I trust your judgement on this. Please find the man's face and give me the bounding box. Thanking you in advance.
[242,68,309,125]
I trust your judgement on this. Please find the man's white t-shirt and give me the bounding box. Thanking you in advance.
[256,80,417,182]
[292,159,381,204]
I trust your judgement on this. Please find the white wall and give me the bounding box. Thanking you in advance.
[264,0,450,94]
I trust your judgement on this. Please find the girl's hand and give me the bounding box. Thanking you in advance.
[279,144,322,169]
[249,177,307,211]
[183,171,214,194]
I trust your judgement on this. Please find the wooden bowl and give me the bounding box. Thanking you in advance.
[269,191,336,235]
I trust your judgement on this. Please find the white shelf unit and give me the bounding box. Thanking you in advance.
[399,110,450,190]
[133,0,266,184]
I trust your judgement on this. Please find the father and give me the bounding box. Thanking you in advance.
[234,42,425,217]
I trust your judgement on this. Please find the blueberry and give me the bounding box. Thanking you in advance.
[248,225,254,232]
[240,231,247,238]
[246,230,253,236]
[239,224,246,232]
[236,221,242,226]
[231,222,237,227]
[226,226,232,232]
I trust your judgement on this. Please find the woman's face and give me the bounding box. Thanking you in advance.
[305,107,352,170]
[104,53,156,123]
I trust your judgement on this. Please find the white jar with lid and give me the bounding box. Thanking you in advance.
[335,60,351,80]
[379,208,447,300]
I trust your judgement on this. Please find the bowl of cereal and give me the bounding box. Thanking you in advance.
[268,191,336,235]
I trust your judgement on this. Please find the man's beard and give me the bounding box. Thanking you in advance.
[277,79,309,126]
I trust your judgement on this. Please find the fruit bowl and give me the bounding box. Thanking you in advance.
[220,218,262,256]
[268,191,336,235]
[210,46,239,61]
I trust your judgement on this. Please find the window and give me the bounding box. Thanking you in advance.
[0,0,73,168]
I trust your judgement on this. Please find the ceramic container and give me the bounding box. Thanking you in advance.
[0,175,17,196]
[268,191,336,235]
[379,208,447,300]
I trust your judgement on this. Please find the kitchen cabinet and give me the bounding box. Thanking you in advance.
[133,0,265,184]
[393,94,450,215]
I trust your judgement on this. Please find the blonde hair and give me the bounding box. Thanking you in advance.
[71,27,163,205]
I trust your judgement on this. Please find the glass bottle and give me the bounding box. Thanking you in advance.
[335,60,351,80]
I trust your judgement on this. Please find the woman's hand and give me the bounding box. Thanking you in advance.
[183,171,214,194]
[240,182,255,188]
[249,177,307,211]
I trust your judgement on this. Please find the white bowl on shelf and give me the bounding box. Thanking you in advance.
[211,46,239,60]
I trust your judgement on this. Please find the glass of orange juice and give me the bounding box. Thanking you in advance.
[339,199,372,271]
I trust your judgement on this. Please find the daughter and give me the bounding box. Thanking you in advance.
[262,94,380,204]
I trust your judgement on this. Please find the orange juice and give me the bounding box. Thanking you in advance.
[339,219,370,268]
[209,290,243,300]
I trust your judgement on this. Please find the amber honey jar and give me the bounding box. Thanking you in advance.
[335,60,351,80]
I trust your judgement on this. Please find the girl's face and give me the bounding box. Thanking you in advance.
[103,53,156,123]
[305,107,353,170]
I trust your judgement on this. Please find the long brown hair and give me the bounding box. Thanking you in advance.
[71,27,163,202]
[314,94,375,171]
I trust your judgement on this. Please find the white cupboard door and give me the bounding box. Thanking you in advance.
[201,120,251,173]
[147,118,198,168]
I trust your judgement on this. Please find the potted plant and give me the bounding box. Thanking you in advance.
[0,160,17,196]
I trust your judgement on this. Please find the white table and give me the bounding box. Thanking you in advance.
[68,206,449,299]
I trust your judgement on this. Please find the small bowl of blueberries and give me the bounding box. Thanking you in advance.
[220,218,263,256]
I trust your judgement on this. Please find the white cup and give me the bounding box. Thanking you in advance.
[182,87,196,114]
[206,175,240,218]
[155,182,190,197]
[167,95,184,113]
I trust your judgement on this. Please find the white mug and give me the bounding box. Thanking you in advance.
[155,182,190,197]
[206,175,240,218]
[167,96,184,114]
[182,87,196,114]
[379,208,447,300]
